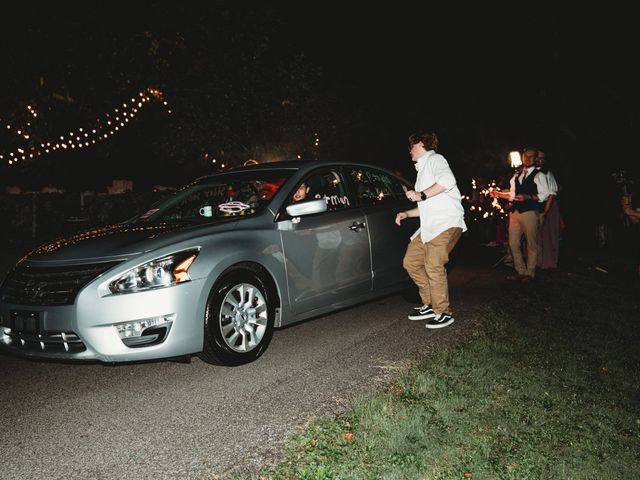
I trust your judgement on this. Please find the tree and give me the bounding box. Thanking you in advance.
[0,4,341,189]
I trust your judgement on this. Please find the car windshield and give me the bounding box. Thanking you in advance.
[136,169,292,223]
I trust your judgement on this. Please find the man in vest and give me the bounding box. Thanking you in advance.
[491,147,550,282]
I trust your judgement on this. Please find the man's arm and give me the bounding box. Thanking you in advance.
[621,196,639,223]
[541,194,555,220]
[527,173,549,204]
[490,174,517,201]
[623,206,640,223]
[406,183,447,202]
[406,155,456,202]
[490,189,512,200]
[395,207,419,226]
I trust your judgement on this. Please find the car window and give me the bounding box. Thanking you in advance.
[290,169,351,212]
[348,167,410,207]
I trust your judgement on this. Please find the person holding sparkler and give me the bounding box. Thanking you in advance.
[490,147,550,282]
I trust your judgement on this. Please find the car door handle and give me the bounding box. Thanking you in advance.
[349,221,366,232]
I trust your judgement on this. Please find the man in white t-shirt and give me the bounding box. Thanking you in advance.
[395,131,467,329]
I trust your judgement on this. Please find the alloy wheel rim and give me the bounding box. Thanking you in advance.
[219,283,267,352]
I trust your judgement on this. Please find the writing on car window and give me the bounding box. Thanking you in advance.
[296,170,351,212]
[349,168,409,207]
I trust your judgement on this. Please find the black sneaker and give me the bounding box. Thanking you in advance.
[425,312,454,329]
[408,304,435,321]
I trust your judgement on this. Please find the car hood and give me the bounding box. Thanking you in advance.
[22,220,238,264]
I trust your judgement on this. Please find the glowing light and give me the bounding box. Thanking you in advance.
[510,151,522,168]
[3,87,171,166]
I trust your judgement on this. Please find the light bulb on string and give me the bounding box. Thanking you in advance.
[2,87,171,166]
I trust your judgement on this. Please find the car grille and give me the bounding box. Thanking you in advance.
[4,329,86,353]
[0,261,121,306]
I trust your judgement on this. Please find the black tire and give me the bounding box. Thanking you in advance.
[199,267,275,366]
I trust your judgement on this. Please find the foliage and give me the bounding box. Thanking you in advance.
[0,4,340,187]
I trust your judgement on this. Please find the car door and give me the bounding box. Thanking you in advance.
[279,168,372,314]
[346,166,418,291]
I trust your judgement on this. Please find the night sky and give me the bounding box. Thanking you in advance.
[1,3,638,237]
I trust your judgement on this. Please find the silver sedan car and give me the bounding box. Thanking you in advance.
[0,161,418,365]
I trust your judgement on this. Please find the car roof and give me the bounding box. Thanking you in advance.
[212,159,405,175]
[237,160,345,171]
[188,160,412,187]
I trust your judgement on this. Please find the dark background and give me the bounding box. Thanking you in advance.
[1,2,638,247]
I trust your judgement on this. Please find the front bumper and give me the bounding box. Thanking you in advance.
[0,278,206,363]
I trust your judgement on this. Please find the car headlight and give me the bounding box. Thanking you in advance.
[109,249,199,294]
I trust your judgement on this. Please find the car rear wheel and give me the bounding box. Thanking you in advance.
[199,268,275,365]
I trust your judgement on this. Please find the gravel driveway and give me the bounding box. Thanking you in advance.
[0,243,500,479]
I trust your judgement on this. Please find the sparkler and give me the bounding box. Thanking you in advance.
[465,178,507,222]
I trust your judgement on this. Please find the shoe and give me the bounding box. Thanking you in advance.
[520,275,534,283]
[426,312,454,329]
[408,304,435,321]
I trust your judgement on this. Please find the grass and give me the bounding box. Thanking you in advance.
[258,266,640,479]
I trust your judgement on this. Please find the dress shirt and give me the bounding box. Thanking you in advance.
[411,150,467,243]
[508,166,550,202]
[541,168,558,195]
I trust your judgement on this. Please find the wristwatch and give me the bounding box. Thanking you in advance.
[420,191,427,201]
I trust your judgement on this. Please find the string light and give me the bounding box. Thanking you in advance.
[1,87,170,166]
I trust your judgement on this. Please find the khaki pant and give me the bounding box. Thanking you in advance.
[402,227,462,314]
[508,210,539,277]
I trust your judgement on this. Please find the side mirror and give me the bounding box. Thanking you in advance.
[285,199,327,217]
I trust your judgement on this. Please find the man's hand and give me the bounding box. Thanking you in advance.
[514,194,534,201]
[405,190,423,202]
[623,205,640,223]
[395,211,408,226]
[491,190,511,200]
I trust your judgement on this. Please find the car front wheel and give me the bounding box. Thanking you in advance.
[199,268,275,365]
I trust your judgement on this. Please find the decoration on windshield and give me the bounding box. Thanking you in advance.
[218,201,254,215]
